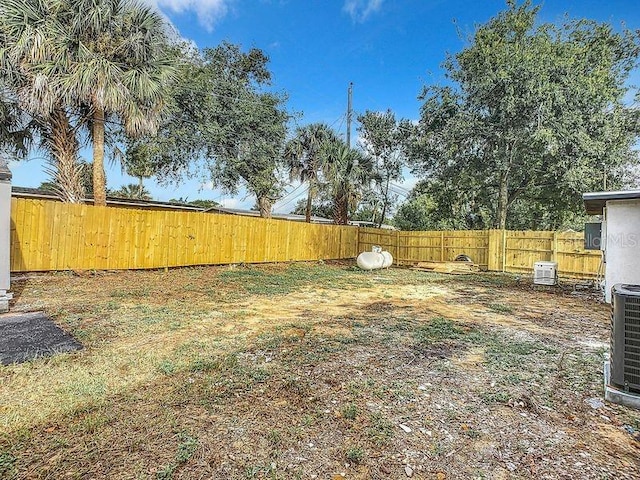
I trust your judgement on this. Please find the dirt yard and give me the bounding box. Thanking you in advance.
[1,262,638,479]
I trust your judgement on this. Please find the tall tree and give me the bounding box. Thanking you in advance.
[406,1,640,230]
[284,123,340,222]
[0,0,85,201]
[208,88,288,218]
[129,42,289,218]
[357,110,405,227]
[53,0,176,206]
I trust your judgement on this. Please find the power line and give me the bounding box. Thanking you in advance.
[272,182,305,208]
[274,185,308,211]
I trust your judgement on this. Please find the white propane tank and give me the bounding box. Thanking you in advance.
[357,251,385,271]
[381,251,393,268]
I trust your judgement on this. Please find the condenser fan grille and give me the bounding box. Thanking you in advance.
[624,297,640,388]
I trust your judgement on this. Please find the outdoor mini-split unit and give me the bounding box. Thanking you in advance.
[610,284,640,394]
[533,261,558,286]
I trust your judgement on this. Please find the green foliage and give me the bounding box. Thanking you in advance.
[404,1,640,230]
[357,110,406,226]
[345,446,364,463]
[394,177,495,231]
[284,123,340,222]
[0,451,16,479]
[110,183,152,200]
[342,403,358,420]
[290,196,334,219]
[414,317,463,344]
[156,433,198,479]
[0,0,176,205]
[488,303,514,314]
[167,198,220,209]
[367,412,394,445]
[322,137,375,224]
[0,97,31,158]
[185,199,220,209]
[131,42,289,217]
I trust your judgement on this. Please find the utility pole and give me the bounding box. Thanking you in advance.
[346,82,353,149]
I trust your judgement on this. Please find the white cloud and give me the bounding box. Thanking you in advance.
[343,0,383,23]
[146,0,231,31]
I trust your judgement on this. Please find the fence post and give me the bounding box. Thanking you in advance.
[552,231,558,263]
[0,157,13,313]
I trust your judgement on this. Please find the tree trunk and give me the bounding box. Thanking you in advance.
[379,176,391,228]
[92,106,107,206]
[305,182,313,223]
[49,107,83,203]
[333,190,349,225]
[497,171,509,230]
[138,176,144,199]
[257,195,272,218]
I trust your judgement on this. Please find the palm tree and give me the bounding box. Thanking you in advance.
[0,0,85,202]
[321,138,375,225]
[51,0,176,206]
[284,123,339,222]
[112,183,152,200]
[0,97,31,158]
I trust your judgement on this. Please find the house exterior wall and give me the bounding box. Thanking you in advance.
[604,200,640,302]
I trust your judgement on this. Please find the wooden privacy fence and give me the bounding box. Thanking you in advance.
[9,197,602,278]
[9,198,358,272]
[358,228,602,279]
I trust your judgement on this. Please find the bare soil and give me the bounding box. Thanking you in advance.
[0,262,638,479]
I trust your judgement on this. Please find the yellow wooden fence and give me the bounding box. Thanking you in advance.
[9,197,602,278]
[358,227,602,279]
[9,198,358,272]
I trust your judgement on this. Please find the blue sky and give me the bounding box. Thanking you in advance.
[9,0,640,212]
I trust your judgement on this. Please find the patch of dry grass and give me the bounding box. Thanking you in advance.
[1,263,638,479]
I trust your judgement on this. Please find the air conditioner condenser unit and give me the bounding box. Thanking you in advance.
[610,284,640,394]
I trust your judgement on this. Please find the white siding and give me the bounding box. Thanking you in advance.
[604,200,640,302]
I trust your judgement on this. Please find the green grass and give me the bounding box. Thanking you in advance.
[367,412,394,445]
[217,263,371,296]
[414,317,464,344]
[345,446,364,463]
[156,433,199,479]
[342,403,358,420]
[485,337,558,369]
[0,452,16,480]
[488,303,514,314]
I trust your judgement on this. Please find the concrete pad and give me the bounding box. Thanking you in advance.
[603,360,640,410]
[0,311,83,365]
